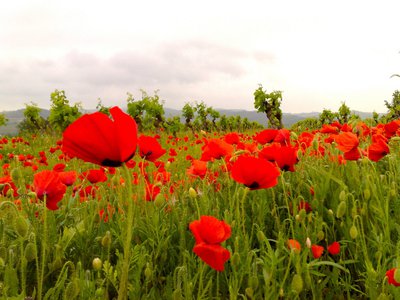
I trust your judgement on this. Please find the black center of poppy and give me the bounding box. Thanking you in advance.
[101,151,136,167]
[101,159,123,167]
[246,181,259,189]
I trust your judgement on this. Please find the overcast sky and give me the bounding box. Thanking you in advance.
[1,0,399,113]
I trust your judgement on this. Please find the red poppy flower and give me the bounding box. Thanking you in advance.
[367,136,389,162]
[189,215,231,245]
[287,239,301,253]
[62,106,138,167]
[0,175,18,197]
[230,155,280,189]
[189,216,231,271]
[58,171,77,186]
[187,160,208,179]
[192,243,231,272]
[137,135,167,162]
[200,139,234,161]
[81,169,108,184]
[224,132,240,145]
[386,268,400,287]
[145,182,161,201]
[335,132,359,153]
[254,129,278,145]
[33,170,67,210]
[258,144,298,172]
[327,241,340,256]
[311,244,324,259]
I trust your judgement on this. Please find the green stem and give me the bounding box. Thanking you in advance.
[118,165,135,300]
[38,196,48,300]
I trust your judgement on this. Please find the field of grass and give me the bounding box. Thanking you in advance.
[1,109,400,299]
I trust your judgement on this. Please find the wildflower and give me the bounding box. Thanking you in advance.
[189,216,231,271]
[231,155,280,190]
[287,239,301,254]
[311,244,324,259]
[200,139,234,161]
[62,107,138,167]
[33,170,67,210]
[327,241,341,256]
[259,144,298,172]
[386,268,400,287]
[187,160,208,179]
[137,135,167,162]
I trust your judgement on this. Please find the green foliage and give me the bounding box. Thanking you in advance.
[319,108,337,125]
[291,117,320,132]
[253,84,283,129]
[48,90,82,132]
[337,102,351,124]
[0,113,8,127]
[96,99,110,115]
[164,116,183,137]
[127,90,165,131]
[182,103,195,130]
[18,102,49,135]
[384,90,400,121]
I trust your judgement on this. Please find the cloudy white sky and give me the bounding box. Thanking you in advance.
[0,0,399,113]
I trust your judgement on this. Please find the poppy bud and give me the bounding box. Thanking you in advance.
[24,242,37,262]
[0,184,4,192]
[172,288,183,300]
[257,231,267,243]
[248,275,259,290]
[64,279,80,299]
[154,193,165,207]
[339,190,347,202]
[188,187,197,198]
[245,287,254,298]
[377,292,390,300]
[291,274,304,294]
[14,215,29,238]
[363,188,371,200]
[349,224,358,239]
[336,201,347,218]
[231,252,241,270]
[6,188,15,198]
[306,237,311,249]
[95,288,104,298]
[317,231,324,241]
[144,264,152,280]
[101,231,112,248]
[92,257,102,271]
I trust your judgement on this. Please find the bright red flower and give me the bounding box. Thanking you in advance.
[189,216,231,272]
[33,170,67,210]
[327,241,340,256]
[58,171,77,186]
[224,132,240,145]
[367,136,389,162]
[187,160,208,179]
[287,239,301,253]
[0,175,18,197]
[62,107,138,167]
[259,143,298,172]
[386,268,400,287]
[192,243,231,272]
[137,135,167,162]
[145,182,161,201]
[335,132,359,153]
[230,155,280,189]
[81,169,108,184]
[200,139,234,161]
[189,215,231,245]
[254,129,278,145]
[311,244,324,259]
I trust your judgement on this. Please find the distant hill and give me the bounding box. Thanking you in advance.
[0,107,378,136]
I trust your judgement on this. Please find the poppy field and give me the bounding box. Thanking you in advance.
[1,107,400,299]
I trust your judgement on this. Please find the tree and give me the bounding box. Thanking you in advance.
[337,102,351,124]
[254,85,283,129]
[194,101,210,131]
[319,109,336,125]
[182,102,195,131]
[126,92,145,130]
[207,107,220,130]
[18,102,49,134]
[0,113,7,127]
[48,90,81,131]
[96,99,110,115]
[384,90,400,121]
